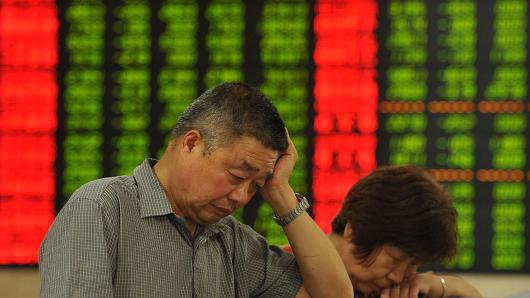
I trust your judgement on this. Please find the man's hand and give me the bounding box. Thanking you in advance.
[258,129,353,298]
[259,128,298,212]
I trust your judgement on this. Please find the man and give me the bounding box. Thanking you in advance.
[329,166,482,298]
[39,82,352,297]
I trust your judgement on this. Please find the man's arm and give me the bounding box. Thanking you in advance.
[39,197,116,297]
[260,131,353,298]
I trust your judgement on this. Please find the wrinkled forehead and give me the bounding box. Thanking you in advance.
[221,138,280,173]
[234,159,275,178]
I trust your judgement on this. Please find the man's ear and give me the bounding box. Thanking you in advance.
[180,130,203,153]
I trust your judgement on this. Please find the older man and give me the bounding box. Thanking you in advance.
[39,82,352,297]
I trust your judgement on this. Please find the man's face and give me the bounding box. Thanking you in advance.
[169,134,279,225]
[338,225,417,296]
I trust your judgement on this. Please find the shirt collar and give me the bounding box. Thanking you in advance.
[132,159,223,235]
[133,158,174,218]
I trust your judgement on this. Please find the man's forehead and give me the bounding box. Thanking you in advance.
[235,160,274,176]
[236,160,259,172]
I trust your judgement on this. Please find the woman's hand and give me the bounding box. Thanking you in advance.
[380,272,444,298]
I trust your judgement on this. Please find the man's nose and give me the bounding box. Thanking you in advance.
[229,183,251,205]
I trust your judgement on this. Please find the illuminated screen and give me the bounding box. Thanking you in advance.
[376,0,529,272]
[0,0,529,273]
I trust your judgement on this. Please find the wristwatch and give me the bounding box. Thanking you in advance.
[273,193,310,226]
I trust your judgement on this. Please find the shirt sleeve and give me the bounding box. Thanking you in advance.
[39,197,117,298]
[233,221,303,298]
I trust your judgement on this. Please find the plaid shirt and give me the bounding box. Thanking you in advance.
[39,159,302,297]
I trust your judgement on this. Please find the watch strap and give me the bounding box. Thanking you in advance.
[273,193,310,226]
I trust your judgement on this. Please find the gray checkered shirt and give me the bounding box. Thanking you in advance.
[39,159,302,297]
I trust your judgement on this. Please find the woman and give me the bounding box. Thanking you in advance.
[328,166,481,298]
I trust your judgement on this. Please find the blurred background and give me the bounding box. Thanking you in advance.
[1,0,530,296]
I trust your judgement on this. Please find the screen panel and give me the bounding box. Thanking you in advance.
[0,0,57,264]
[377,0,530,272]
[0,0,529,272]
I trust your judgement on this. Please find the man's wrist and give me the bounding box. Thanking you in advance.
[261,186,298,216]
[273,193,309,226]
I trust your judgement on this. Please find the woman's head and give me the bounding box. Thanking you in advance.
[332,165,457,264]
[330,166,457,294]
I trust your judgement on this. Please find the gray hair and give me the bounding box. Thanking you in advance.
[171,82,288,154]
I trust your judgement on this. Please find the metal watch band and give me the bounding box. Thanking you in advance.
[273,193,310,226]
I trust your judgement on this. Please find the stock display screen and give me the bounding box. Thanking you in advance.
[0,0,528,272]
